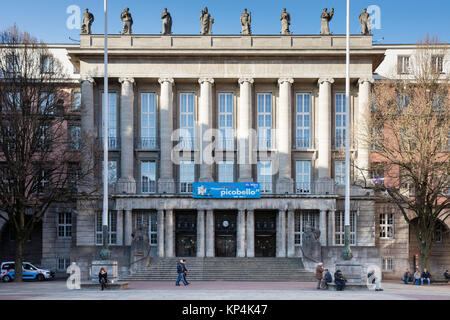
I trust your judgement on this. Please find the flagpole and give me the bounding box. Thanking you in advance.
[342,0,353,260]
[101,0,110,260]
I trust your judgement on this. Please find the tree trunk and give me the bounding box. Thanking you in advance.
[14,237,25,282]
[418,244,430,271]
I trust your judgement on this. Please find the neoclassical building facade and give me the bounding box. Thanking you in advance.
[66,33,386,277]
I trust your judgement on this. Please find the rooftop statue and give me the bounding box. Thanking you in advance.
[121,7,133,35]
[320,8,334,35]
[280,8,291,35]
[81,8,94,35]
[161,8,172,35]
[359,8,371,35]
[200,7,214,35]
[240,8,251,35]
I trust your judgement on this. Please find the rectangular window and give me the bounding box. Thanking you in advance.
[432,56,444,73]
[257,93,272,149]
[295,161,311,194]
[335,93,346,149]
[141,161,156,194]
[103,160,117,185]
[370,163,385,184]
[73,92,81,111]
[382,257,394,271]
[102,93,118,149]
[6,92,20,110]
[379,213,394,239]
[218,161,234,182]
[398,56,410,74]
[38,125,51,151]
[69,126,81,150]
[398,94,409,109]
[41,56,54,73]
[67,162,80,191]
[179,93,195,149]
[58,212,72,238]
[40,92,55,114]
[141,93,157,149]
[149,212,157,246]
[218,93,234,150]
[96,211,117,245]
[335,211,357,245]
[179,161,195,193]
[296,93,311,149]
[35,168,50,194]
[257,161,272,193]
[57,257,70,271]
[294,211,318,246]
[334,161,345,185]
[6,55,19,73]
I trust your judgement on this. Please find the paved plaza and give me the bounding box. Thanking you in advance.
[0,280,448,300]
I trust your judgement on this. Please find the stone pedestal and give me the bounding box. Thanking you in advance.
[90,260,118,283]
[335,263,364,284]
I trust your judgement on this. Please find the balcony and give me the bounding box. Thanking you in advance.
[97,137,120,150]
[216,138,235,151]
[136,137,159,150]
[294,137,311,150]
[295,181,335,195]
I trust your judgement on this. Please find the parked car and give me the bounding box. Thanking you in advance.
[1,261,55,282]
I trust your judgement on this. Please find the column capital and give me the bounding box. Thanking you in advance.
[198,77,215,85]
[318,77,335,85]
[358,77,374,85]
[158,77,175,85]
[238,77,254,85]
[80,76,95,85]
[118,77,135,85]
[278,78,294,85]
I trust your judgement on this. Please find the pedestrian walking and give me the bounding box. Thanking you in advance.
[315,262,324,289]
[175,259,188,286]
[98,267,108,291]
[421,268,431,285]
[368,269,383,291]
[320,268,333,290]
[334,270,346,291]
[182,259,189,285]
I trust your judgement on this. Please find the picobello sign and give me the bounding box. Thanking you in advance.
[193,182,261,199]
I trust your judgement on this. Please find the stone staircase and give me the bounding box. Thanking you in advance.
[121,257,315,282]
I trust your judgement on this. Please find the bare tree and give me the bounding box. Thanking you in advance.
[360,35,449,270]
[0,26,95,281]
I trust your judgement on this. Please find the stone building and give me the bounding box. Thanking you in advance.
[66,33,385,279]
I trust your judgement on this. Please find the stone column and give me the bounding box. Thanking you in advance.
[328,209,336,246]
[197,210,206,257]
[236,210,246,257]
[276,210,287,257]
[157,209,165,257]
[246,210,255,257]
[165,209,175,257]
[198,78,214,182]
[80,77,95,192]
[356,78,374,181]
[237,78,254,182]
[205,210,215,257]
[116,210,124,246]
[287,210,295,257]
[158,78,175,193]
[276,78,294,194]
[317,78,334,179]
[118,77,136,193]
[319,210,327,246]
[124,209,133,246]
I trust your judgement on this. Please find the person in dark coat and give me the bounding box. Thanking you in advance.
[320,268,333,289]
[98,267,108,291]
[175,259,188,286]
[421,268,431,285]
[402,269,412,284]
[182,259,189,284]
[334,270,346,291]
[444,270,450,280]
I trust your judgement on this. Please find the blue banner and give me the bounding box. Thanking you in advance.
[193,182,261,199]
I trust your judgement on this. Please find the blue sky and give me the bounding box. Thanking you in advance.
[1,0,449,44]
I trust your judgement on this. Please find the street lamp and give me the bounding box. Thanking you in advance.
[100,0,110,260]
[341,0,353,261]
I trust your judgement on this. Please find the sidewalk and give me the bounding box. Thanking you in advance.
[0,280,448,300]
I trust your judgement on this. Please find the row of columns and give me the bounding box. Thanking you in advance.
[80,76,373,191]
[143,209,331,258]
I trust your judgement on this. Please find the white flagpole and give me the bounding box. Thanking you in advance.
[102,0,109,258]
[342,0,353,260]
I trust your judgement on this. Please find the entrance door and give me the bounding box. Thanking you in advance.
[255,212,276,257]
[215,212,237,257]
[175,212,197,257]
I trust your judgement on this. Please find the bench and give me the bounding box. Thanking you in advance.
[80,281,129,290]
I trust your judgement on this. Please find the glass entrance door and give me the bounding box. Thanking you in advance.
[215,235,236,257]
[214,211,237,257]
[175,212,197,257]
[254,212,276,257]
